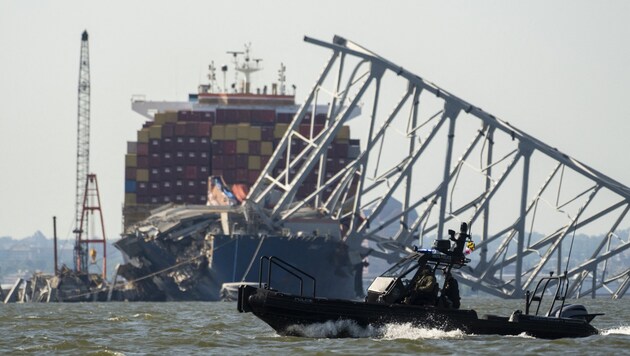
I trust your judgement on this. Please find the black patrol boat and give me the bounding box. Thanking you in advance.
[237,223,602,339]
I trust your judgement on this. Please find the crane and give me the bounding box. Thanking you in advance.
[72,30,107,279]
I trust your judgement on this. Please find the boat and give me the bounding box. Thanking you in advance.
[237,222,602,339]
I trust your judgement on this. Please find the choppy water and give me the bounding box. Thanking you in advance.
[1,298,628,355]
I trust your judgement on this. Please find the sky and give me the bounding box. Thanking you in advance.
[1,1,629,241]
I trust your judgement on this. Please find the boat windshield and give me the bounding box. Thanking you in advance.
[380,254,422,278]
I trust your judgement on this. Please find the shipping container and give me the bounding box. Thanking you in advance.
[236,140,249,154]
[212,156,224,169]
[198,122,211,137]
[136,169,149,182]
[127,141,138,154]
[224,155,236,169]
[248,141,261,155]
[125,180,137,193]
[248,126,262,141]
[261,126,274,141]
[125,193,137,206]
[125,154,137,167]
[137,142,149,156]
[224,124,238,140]
[212,125,225,140]
[137,128,150,143]
[236,168,248,183]
[162,123,175,137]
[211,141,223,155]
[149,125,163,139]
[126,167,137,180]
[223,140,237,155]
[274,123,289,138]
[175,122,187,136]
[248,156,261,170]
[236,154,248,169]
[261,141,274,156]
[237,123,250,139]
[248,169,260,184]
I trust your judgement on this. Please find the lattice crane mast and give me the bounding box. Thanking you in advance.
[72,30,107,279]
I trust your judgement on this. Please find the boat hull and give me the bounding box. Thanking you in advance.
[238,285,599,339]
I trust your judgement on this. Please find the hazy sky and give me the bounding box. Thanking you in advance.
[1,1,629,240]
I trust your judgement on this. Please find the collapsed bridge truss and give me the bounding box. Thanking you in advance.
[246,36,630,299]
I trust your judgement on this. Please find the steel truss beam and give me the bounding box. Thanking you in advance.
[245,35,630,298]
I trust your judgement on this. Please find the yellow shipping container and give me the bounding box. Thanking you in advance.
[137,128,150,143]
[337,125,350,141]
[154,113,167,125]
[274,123,289,138]
[212,125,225,140]
[261,141,274,155]
[125,154,137,167]
[248,126,262,141]
[237,123,250,140]
[164,111,178,123]
[236,140,249,154]
[125,193,137,206]
[248,156,261,170]
[225,124,238,140]
[149,125,163,139]
[136,169,149,182]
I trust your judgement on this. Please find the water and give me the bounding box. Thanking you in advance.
[1,298,628,355]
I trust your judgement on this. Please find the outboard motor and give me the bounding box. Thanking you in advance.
[550,304,590,321]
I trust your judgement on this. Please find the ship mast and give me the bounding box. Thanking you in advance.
[228,43,263,94]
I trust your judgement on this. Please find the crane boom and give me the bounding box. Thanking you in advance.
[73,30,91,272]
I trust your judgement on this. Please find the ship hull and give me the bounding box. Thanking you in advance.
[114,233,357,301]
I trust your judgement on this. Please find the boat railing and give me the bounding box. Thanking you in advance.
[526,272,568,317]
[258,256,317,297]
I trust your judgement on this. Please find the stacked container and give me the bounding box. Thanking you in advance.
[123,109,358,229]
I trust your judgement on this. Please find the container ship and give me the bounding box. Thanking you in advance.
[116,46,367,301]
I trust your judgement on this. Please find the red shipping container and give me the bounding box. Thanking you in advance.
[175,123,187,136]
[212,155,224,169]
[237,109,251,123]
[248,141,261,155]
[125,167,136,180]
[248,170,260,184]
[212,168,224,177]
[277,113,293,123]
[197,122,211,137]
[236,168,248,183]
[137,143,149,156]
[223,140,237,155]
